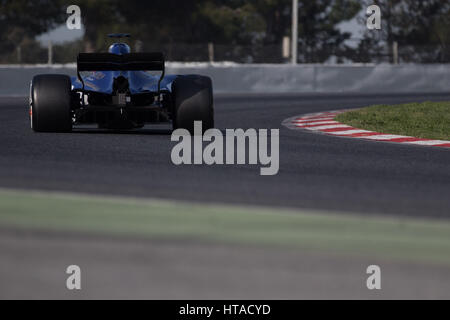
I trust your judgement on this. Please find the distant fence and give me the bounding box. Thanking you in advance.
[4,42,450,64]
[1,63,449,95]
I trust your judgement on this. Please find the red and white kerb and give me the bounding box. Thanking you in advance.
[283,110,450,148]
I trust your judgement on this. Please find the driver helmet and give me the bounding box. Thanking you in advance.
[108,43,131,55]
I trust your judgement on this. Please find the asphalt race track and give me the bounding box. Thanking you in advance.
[0,93,449,218]
[1,93,450,299]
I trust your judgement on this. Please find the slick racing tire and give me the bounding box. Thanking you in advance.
[30,74,73,132]
[172,75,214,134]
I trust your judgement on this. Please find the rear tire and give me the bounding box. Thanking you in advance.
[30,74,72,132]
[172,75,214,134]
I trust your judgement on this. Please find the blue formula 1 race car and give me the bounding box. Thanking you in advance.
[30,34,214,133]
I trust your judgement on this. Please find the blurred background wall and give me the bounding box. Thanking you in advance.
[1,0,449,94]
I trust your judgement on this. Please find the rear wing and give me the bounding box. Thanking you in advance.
[77,52,165,72]
[76,52,165,98]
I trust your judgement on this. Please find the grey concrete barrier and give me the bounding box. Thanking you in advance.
[1,63,449,95]
[0,65,77,96]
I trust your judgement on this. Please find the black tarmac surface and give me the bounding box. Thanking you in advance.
[0,93,449,218]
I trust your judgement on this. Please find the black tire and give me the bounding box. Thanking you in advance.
[30,74,72,132]
[172,75,214,134]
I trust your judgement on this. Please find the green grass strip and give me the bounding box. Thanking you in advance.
[336,101,450,140]
[0,188,450,265]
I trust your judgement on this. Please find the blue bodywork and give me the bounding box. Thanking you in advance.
[71,71,177,95]
[70,41,179,128]
[71,42,176,97]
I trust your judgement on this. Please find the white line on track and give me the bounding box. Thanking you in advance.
[327,130,373,136]
[404,140,450,146]
[294,121,340,127]
[307,124,353,131]
[363,134,409,140]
